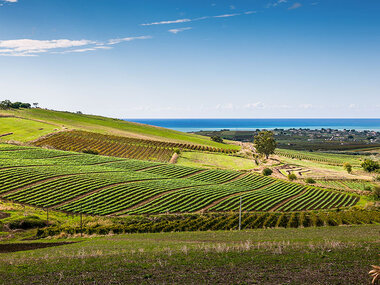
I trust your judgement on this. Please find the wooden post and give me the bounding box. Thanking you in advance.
[239,196,242,231]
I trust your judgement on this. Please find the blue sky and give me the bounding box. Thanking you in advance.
[0,0,379,118]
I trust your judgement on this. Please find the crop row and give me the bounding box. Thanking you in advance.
[58,179,209,215]
[126,184,245,214]
[33,130,237,162]
[275,149,362,166]
[210,182,306,212]
[37,210,380,238]
[3,171,161,208]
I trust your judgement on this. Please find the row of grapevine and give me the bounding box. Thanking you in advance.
[275,149,362,166]
[33,130,237,162]
[36,210,380,237]
[58,179,209,215]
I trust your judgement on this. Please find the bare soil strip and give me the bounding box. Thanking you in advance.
[0,242,77,253]
[269,189,307,212]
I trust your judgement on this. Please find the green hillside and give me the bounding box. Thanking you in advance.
[0,109,239,150]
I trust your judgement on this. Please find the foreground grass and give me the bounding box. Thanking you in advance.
[0,225,379,284]
[177,151,258,170]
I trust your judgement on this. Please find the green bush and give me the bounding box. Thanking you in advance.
[8,216,47,230]
[373,186,380,200]
[262,168,273,176]
[361,159,379,172]
[288,173,297,181]
[82,149,99,155]
[305,177,316,184]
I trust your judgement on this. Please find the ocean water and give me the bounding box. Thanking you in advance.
[124,119,380,132]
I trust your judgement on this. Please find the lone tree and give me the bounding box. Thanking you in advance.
[254,131,277,159]
[211,135,223,143]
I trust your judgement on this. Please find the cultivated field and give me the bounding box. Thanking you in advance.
[0,144,363,217]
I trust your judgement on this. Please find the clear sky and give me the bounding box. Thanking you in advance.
[0,0,379,118]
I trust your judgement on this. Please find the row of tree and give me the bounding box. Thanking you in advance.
[0,100,38,110]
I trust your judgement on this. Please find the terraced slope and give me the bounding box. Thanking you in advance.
[0,144,360,215]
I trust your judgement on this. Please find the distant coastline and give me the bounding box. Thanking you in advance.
[124,119,380,132]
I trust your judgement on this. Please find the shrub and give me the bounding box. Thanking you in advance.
[288,173,297,181]
[82,149,99,155]
[375,175,380,182]
[343,162,352,174]
[361,159,379,172]
[211,136,223,143]
[373,186,380,200]
[8,216,47,230]
[173,148,181,155]
[305,177,316,184]
[262,168,273,176]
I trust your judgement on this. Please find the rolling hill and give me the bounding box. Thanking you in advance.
[0,108,239,151]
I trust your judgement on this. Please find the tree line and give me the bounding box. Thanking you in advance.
[0,100,38,110]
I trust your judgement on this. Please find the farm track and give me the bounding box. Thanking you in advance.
[196,182,276,213]
[269,189,308,212]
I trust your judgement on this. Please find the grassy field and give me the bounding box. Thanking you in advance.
[176,151,258,170]
[0,117,58,142]
[0,225,379,284]
[0,109,239,150]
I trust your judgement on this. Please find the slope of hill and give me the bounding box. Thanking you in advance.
[0,144,363,217]
[0,108,239,151]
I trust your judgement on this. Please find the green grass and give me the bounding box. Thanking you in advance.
[0,109,239,150]
[0,117,58,142]
[0,225,379,284]
[177,151,258,170]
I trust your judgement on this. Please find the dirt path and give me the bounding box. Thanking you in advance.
[0,242,77,253]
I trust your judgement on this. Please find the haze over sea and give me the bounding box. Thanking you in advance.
[126,119,380,132]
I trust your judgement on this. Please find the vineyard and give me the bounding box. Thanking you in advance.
[0,143,365,218]
[275,149,364,166]
[32,130,237,162]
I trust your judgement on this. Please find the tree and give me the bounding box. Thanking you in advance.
[361,159,380,173]
[343,162,352,174]
[33,103,39,108]
[253,131,277,159]
[0,100,12,109]
[288,173,297,181]
[262,168,272,176]
[211,136,223,143]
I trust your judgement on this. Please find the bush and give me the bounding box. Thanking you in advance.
[305,177,316,184]
[173,148,181,155]
[82,149,99,155]
[375,176,380,182]
[288,173,297,181]
[373,186,380,200]
[8,216,47,230]
[343,162,352,174]
[361,159,379,172]
[211,136,223,143]
[262,168,273,176]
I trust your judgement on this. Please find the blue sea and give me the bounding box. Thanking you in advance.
[124,119,380,132]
